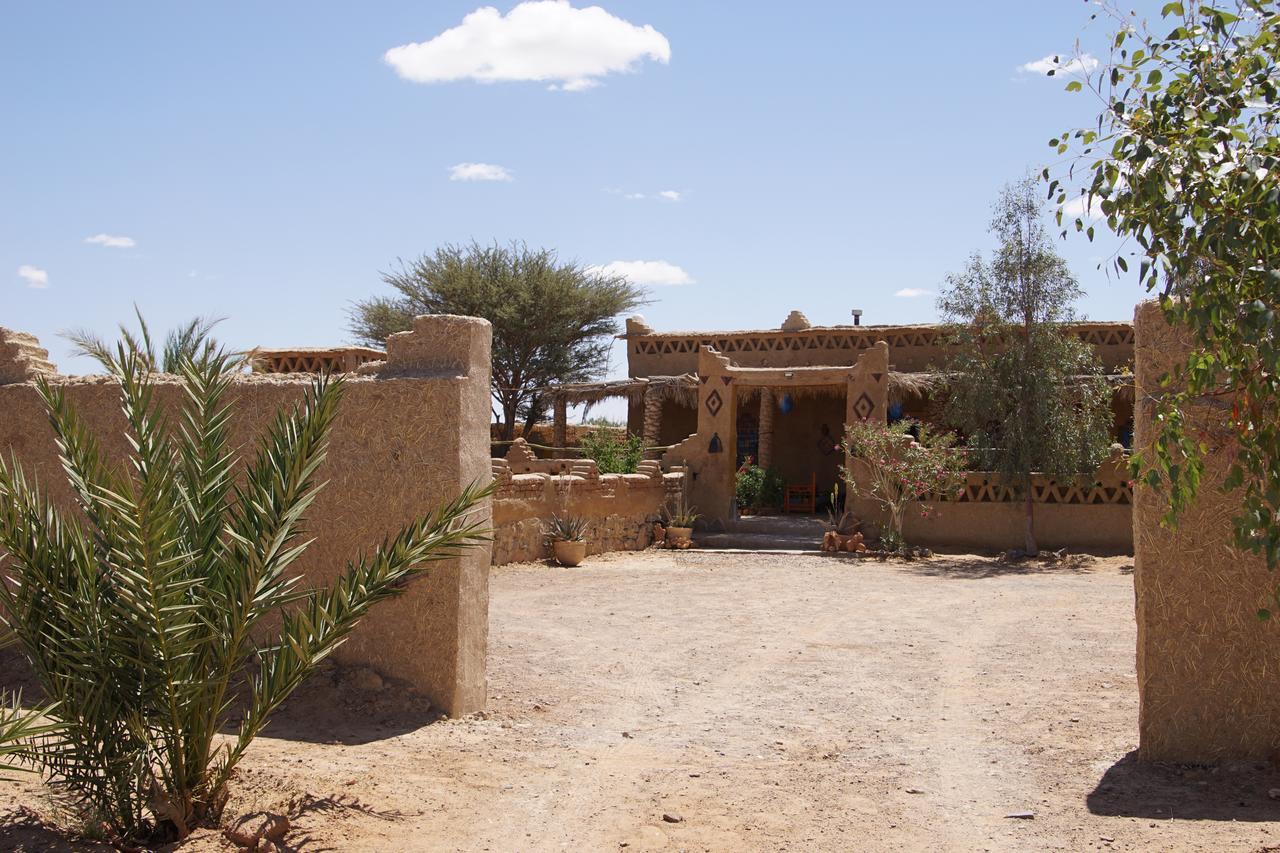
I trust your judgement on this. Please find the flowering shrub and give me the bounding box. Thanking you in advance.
[842,419,967,551]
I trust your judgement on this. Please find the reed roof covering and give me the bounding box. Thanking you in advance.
[539,374,698,407]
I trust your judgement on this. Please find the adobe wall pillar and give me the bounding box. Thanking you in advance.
[553,397,568,459]
[690,347,737,527]
[757,387,775,468]
[0,328,57,385]
[843,341,891,530]
[1132,301,1280,761]
[643,385,663,458]
[359,313,494,716]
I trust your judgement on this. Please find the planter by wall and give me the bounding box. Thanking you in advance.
[667,526,693,543]
[553,539,587,567]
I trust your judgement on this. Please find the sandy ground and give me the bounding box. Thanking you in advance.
[4,549,1280,852]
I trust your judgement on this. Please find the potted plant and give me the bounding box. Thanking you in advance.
[663,496,700,545]
[546,513,589,566]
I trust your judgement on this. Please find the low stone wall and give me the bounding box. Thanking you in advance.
[1132,301,1280,762]
[0,315,493,717]
[491,444,683,565]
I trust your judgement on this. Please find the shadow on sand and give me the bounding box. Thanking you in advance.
[900,554,1103,580]
[0,808,111,852]
[0,647,440,747]
[1087,751,1280,822]
[257,668,443,745]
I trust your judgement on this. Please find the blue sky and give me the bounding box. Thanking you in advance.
[3,1,1147,418]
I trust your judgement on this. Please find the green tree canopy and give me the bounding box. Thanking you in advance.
[1050,1,1280,572]
[939,177,1114,556]
[350,241,648,442]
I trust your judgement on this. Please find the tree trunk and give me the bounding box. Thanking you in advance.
[1023,490,1038,556]
[499,398,518,443]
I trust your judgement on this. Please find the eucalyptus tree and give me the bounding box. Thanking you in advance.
[1049,1,1280,581]
[939,178,1113,556]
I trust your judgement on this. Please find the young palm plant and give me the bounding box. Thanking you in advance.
[0,332,490,844]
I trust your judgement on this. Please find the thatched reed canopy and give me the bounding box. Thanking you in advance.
[886,371,1135,406]
[539,374,698,408]
[735,384,847,403]
[541,369,1134,412]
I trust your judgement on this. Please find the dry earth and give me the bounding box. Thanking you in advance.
[3,550,1280,852]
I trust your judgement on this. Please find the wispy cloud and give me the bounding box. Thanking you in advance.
[1018,53,1099,76]
[895,288,932,299]
[85,233,136,249]
[613,188,682,201]
[448,162,513,182]
[590,259,693,286]
[1062,193,1105,221]
[17,265,48,289]
[385,0,671,92]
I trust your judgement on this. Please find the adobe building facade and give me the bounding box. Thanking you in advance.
[624,311,1137,537]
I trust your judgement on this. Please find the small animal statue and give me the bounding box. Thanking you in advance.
[652,522,667,548]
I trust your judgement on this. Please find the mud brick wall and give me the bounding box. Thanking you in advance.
[0,315,493,717]
[1132,300,1280,761]
[490,450,683,565]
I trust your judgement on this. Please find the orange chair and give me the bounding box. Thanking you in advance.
[784,473,816,513]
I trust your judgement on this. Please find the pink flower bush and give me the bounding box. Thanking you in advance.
[842,419,967,550]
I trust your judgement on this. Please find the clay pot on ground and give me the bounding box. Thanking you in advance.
[553,540,587,567]
[666,526,693,544]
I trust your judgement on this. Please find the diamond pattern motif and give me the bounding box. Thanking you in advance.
[852,391,875,421]
[705,389,723,417]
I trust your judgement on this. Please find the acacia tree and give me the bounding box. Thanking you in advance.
[939,178,1113,556]
[350,241,648,442]
[1049,1,1280,576]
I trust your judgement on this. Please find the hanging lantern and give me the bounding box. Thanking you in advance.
[779,393,794,414]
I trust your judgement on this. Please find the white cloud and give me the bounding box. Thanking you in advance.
[894,288,932,299]
[85,233,136,249]
[624,192,646,200]
[1062,193,1105,221]
[385,1,671,91]
[589,259,693,286]
[658,190,681,201]
[17,265,48,289]
[1018,53,1099,76]
[448,162,513,182]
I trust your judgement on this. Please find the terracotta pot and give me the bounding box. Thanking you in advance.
[553,539,587,567]
[667,526,693,543]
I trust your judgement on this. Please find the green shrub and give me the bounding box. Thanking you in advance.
[735,460,784,510]
[578,428,644,474]
[0,330,490,844]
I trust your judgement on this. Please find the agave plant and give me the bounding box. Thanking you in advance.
[544,513,588,542]
[0,328,490,844]
[663,494,700,529]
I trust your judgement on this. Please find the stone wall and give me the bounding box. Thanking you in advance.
[1132,301,1280,762]
[491,446,683,565]
[0,315,493,717]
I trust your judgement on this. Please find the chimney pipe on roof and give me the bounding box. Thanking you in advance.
[851,309,863,326]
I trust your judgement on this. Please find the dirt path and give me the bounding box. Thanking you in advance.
[4,550,1280,851]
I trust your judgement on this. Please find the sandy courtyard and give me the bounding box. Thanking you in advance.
[4,550,1280,852]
